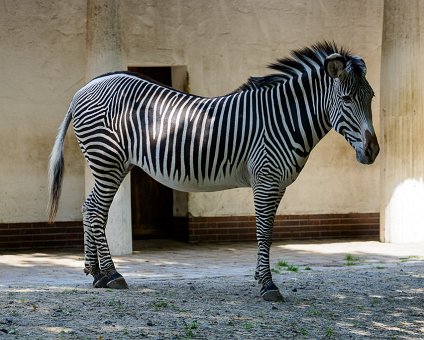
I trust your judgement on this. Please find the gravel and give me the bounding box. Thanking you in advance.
[1,261,423,339]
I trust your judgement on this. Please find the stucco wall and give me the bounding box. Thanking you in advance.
[121,0,383,216]
[0,1,86,222]
[0,0,383,223]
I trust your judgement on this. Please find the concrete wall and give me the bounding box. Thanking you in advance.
[380,0,424,242]
[0,1,86,223]
[121,0,383,217]
[0,0,383,224]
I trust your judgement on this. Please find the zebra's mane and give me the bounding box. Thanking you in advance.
[236,41,357,93]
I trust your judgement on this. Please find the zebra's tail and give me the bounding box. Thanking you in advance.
[47,105,73,223]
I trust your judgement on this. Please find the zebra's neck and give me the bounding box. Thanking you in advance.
[250,69,332,158]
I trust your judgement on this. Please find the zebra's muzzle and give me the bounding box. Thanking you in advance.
[356,130,379,165]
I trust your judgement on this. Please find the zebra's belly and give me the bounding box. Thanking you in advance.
[138,166,251,193]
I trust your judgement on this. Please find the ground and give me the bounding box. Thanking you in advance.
[0,240,423,339]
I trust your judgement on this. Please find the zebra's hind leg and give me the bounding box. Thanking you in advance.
[82,181,129,290]
[253,184,285,301]
[82,203,102,287]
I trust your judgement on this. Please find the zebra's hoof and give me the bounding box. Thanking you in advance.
[106,272,129,289]
[93,274,108,288]
[261,282,284,302]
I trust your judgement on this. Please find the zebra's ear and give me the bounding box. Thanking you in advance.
[324,53,346,79]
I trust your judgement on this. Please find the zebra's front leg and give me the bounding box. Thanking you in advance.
[253,185,285,301]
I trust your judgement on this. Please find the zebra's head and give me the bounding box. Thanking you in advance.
[324,53,379,165]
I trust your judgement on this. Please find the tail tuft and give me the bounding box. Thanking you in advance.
[47,106,73,223]
[47,140,65,223]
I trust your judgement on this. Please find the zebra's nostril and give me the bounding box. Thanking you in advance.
[363,130,379,161]
[365,147,372,158]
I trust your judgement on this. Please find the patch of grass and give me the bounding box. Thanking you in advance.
[300,327,308,336]
[356,304,365,312]
[304,266,312,270]
[345,254,362,266]
[276,260,289,267]
[345,254,360,262]
[287,264,299,272]
[307,308,323,317]
[372,297,381,305]
[324,327,335,338]
[183,320,198,338]
[244,322,254,330]
[153,299,176,311]
[273,260,299,273]
[154,300,169,308]
[61,288,78,294]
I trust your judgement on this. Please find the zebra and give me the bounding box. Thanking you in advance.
[48,42,379,301]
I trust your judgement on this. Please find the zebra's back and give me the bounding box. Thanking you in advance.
[71,73,262,192]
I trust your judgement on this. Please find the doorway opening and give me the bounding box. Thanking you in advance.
[128,66,189,242]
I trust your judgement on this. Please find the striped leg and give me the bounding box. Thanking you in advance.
[82,197,101,284]
[253,184,285,301]
[82,179,129,289]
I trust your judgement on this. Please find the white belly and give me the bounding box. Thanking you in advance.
[139,166,251,192]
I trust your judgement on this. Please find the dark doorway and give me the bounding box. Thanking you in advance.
[128,67,174,240]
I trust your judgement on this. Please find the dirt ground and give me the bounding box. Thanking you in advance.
[0,240,423,339]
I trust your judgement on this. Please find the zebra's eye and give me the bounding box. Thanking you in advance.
[342,95,352,103]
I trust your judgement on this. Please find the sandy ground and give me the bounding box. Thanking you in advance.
[0,240,423,339]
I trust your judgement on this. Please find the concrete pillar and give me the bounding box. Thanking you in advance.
[85,0,132,255]
[380,0,424,242]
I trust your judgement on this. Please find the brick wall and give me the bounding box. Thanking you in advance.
[0,213,379,250]
[0,222,84,250]
[188,213,379,243]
